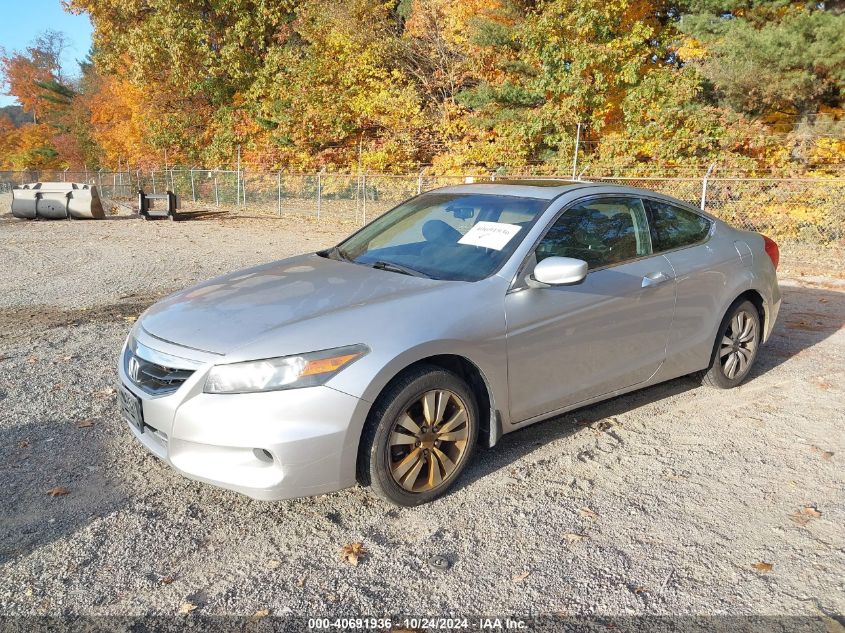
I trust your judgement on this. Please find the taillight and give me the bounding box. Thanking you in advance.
[762,235,779,270]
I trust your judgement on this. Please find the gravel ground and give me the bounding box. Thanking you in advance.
[0,200,843,623]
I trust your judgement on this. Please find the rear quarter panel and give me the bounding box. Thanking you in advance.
[738,229,782,341]
[658,222,758,379]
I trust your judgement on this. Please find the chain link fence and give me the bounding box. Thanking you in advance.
[2,169,843,271]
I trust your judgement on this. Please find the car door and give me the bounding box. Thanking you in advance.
[504,196,676,423]
[643,198,738,376]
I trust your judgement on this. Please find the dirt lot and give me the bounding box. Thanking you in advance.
[0,201,843,623]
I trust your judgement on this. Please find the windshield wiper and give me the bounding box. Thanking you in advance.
[371,260,430,278]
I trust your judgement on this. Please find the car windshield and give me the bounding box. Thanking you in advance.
[327,193,550,281]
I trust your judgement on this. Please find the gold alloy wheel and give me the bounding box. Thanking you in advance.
[388,389,470,492]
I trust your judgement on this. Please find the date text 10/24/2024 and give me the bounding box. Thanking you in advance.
[307,617,530,630]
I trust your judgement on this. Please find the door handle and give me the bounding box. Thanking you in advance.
[641,272,672,288]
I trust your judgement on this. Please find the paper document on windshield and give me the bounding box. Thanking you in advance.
[458,222,522,251]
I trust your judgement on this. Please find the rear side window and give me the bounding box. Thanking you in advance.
[646,200,712,252]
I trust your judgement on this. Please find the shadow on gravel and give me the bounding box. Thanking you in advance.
[455,376,700,493]
[455,283,844,494]
[0,295,164,342]
[751,283,845,376]
[0,213,137,223]
[99,215,138,221]
[172,210,232,221]
[0,415,131,565]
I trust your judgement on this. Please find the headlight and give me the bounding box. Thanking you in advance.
[204,344,369,394]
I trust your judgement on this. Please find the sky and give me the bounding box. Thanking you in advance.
[0,0,93,107]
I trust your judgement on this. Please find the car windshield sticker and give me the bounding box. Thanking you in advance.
[458,222,522,250]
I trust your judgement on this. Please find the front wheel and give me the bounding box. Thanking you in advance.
[700,299,761,388]
[358,365,478,506]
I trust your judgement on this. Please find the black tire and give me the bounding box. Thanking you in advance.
[699,299,761,389]
[358,364,479,506]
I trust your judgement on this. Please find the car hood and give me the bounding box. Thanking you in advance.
[139,253,444,355]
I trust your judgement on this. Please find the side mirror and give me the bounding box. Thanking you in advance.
[530,256,588,286]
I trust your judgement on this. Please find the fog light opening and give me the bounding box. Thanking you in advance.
[253,448,274,464]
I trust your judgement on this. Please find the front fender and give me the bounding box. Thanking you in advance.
[333,338,508,487]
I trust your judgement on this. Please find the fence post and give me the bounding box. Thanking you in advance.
[236,146,241,207]
[190,168,196,202]
[571,122,582,180]
[316,172,322,220]
[417,170,423,195]
[213,171,219,207]
[700,163,716,211]
[152,171,157,194]
[62,168,68,182]
[355,172,361,220]
[277,170,282,216]
[97,169,104,193]
[362,171,367,224]
[241,168,246,205]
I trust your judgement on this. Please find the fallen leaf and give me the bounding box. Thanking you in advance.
[633,586,647,594]
[818,298,828,303]
[76,418,96,429]
[811,446,834,461]
[785,318,829,332]
[28,357,38,364]
[178,602,197,615]
[96,387,116,398]
[596,419,616,431]
[751,562,773,573]
[296,576,306,587]
[267,559,281,569]
[160,576,174,585]
[124,316,137,323]
[512,570,531,583]
[252,609,270,619]
[789,506,822,526]
[61,355,73,362]
[563,533,586,544]
[578,507,599,521]
[19,440,30,449]
[341,542,365,566]
[47,486,70,497]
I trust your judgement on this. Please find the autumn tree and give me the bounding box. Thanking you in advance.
[0,0,838,174]
[1,30,70,124]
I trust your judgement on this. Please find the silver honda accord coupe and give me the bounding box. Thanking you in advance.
[117,180,781,506]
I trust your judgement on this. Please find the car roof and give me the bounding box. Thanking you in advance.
[430,180,713,219]
[432,179,598,200]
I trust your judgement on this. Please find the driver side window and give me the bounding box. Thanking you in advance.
[536,197,652,270]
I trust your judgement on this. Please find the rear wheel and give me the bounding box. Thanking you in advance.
[700,299,761,388]
[358,365,478,506]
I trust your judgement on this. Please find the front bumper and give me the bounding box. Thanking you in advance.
[117,331,370,501]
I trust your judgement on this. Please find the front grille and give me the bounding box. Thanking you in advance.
[125,348,195,396]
